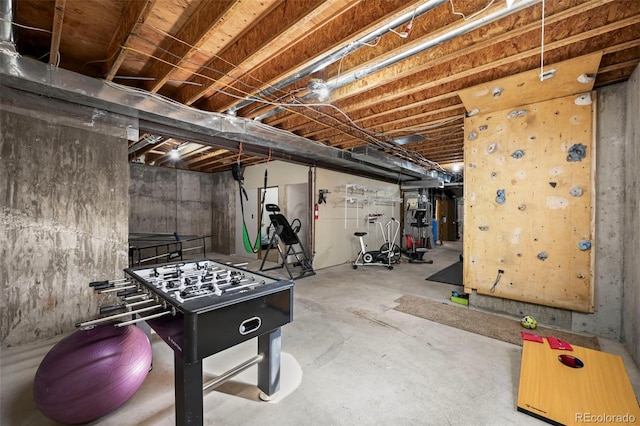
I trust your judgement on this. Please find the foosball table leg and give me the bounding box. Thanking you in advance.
[257,327,282,400]
[174,355,203,426]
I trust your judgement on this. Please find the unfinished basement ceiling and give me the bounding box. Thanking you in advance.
[10,0,640,178]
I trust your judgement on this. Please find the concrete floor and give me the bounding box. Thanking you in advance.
[2,242,639,425]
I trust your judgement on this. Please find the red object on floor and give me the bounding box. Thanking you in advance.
[547,336,573,351]
[521,331,543,343]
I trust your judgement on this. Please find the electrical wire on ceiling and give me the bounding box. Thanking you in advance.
[539,0,546,81]
[135,19,466,170]
[116,37,455,169]
[143,24,295,103]
[138,20,458,157]
[0,17,51,33]
[8,15,458,172]
[449,0,495,21]
[389,8,416,38]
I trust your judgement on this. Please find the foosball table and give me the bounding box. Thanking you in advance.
[79,259,294,426]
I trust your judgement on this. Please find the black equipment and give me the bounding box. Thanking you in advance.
[259,204,315,280]
[404,189,433,263]
[80,259,294,426]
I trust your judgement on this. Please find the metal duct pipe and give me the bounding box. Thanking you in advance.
[227,0,449,114]
[0,0,17,55]
[255,0,540,122]
[0,57,427,181]
[128,134,165,155]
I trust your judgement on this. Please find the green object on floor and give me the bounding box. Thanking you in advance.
[450,295,469,306]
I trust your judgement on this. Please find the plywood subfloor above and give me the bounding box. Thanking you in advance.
[458,51,603,115]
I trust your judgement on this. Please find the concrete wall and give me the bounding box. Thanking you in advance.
[129,165,178,233]
[211,170,236,255]
[129,163,216,256]
[0,90,129,347]
[571,84,627,338]
[623,65,640,363]
[129,163,214,237]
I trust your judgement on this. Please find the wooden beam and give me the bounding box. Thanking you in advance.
[48,0,65,66]
[197,0,423,111]
[181,148,229,167]
[269,0,621,131]
[177,0,341,106]
[104,0,157,81]
[144,0,278,93]
[263,13,638,158]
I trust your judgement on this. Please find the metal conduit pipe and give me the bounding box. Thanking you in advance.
[226,0,449,114]
[254,0,541,122]
[0,0,18,56]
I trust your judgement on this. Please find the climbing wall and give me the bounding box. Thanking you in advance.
[459,53,601,313]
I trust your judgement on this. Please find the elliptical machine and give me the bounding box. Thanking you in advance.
[352,218,401,270]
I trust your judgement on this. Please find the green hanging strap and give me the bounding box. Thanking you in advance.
[235,144,269,254]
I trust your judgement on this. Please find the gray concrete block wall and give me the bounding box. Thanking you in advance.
[129,163,220,255]
[571,83,627,339]
[211,171,236,255]
[623,65,640,363]
[176,170,214,238]
[0,97,129,347]
[129,164,178,234]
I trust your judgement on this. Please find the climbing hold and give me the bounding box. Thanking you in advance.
[479,226,489,231]
[537,252,548,261]
[540,69,557,81]
[507,109,528,119]
[491,171,497,179]
[487,143,497,154]
[511,150,524,159]
[479,125,488,131]
[578,240,591,251]
[468,131,478,141]
[577,73,596,84]
[570,186,583,197]
[518,204,526,211]
[495,189,506,205]
[574,93,592,105]
[549,182,557,188]
[492,87,503,98]
[567,143,587,162]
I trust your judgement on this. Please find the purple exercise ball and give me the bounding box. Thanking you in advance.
[33,323,152,424]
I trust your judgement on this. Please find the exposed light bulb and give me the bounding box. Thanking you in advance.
[308,78,331,101]
[170,148,180,159]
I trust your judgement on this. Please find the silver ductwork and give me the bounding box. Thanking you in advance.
[0,0,17,56]
[255,0,540,122]
[228,0,449,115]
[128,134,165,155]
[0,53,427,181]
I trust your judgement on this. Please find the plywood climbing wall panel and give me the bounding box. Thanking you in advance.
[463,93,595,312]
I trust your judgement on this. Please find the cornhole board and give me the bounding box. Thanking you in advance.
[518,338,640,425]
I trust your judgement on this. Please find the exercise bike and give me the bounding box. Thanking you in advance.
[352,218,401,270]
